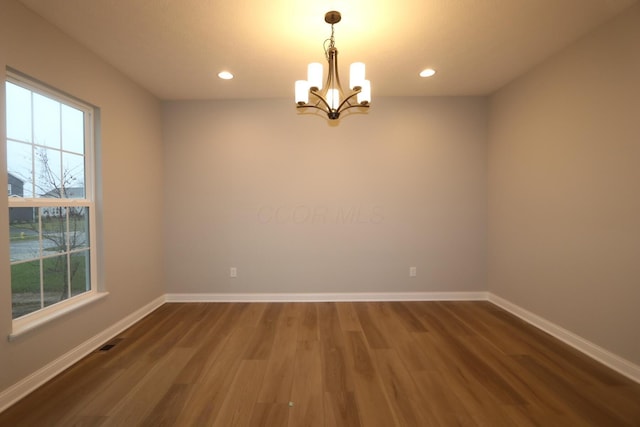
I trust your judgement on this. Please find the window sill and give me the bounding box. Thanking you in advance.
[9,292,109,341]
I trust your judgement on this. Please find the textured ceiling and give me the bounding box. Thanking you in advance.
[19,0,637,100]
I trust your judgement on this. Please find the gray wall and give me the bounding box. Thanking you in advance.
[0,0,165,391]
[488,4,640,365]
[162,97,488,295]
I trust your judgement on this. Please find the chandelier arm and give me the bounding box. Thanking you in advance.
[338,103,370,113]
[296,104,332,116]
[334,54,340,88]
[335,89,362,112]
[309,89,333,113]
[327,47,343,99]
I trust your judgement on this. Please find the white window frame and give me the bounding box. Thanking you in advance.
[6,71,101,337]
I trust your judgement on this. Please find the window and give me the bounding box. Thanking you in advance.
[6,71,97,323]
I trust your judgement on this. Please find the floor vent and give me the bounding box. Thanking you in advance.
[98,338,123,352]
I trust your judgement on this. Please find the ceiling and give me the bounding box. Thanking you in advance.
[20,0,637,100]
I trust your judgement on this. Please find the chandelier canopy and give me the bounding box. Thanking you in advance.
[295,11,371,120]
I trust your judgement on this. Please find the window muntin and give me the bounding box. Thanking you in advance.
[6,72,96,321]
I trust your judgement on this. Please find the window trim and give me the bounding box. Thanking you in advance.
[6,70,100,330]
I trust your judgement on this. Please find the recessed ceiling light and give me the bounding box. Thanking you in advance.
[419,68,436,78]
[218,71,234,80]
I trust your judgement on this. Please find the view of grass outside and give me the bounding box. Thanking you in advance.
[10,211,91,319]
[11,254,89,318]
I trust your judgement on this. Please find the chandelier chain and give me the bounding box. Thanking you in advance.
[323,24,336,61]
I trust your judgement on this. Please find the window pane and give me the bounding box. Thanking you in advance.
[7,73,95,321]
[9,207,40,262]
[6,82,32,143]
[43,254,68,307]
[33,93,61,149]
[62,152,85,197]
[11,260,41,319]
[7,140,34,197]
[61,105,84,154]
[70,251,90,297]
[42,207,67,254]
[34,147,63,197]
[69,206,89,249]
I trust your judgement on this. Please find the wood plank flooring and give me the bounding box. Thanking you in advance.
[1,301,639,426]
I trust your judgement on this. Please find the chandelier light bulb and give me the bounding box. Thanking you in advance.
[327,89,340,110]
[295,80,310,105]
[357,80,371,105]
[307,63,323,90]
[349,62,365,90]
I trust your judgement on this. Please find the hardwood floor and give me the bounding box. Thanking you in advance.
[1,301,639,426]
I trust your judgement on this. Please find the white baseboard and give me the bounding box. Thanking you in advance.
[0,295,166,413]
[165,291,489,303]
[488,293,640,384]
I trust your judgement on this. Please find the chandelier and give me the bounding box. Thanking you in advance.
[295,11,371,120]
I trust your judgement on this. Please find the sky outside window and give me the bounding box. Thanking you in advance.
[6,81,86,198]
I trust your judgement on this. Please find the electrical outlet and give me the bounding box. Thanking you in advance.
[409,267,417,277]
[230,267,237,278]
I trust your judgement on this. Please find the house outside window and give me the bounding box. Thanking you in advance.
[5,71,97,322]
